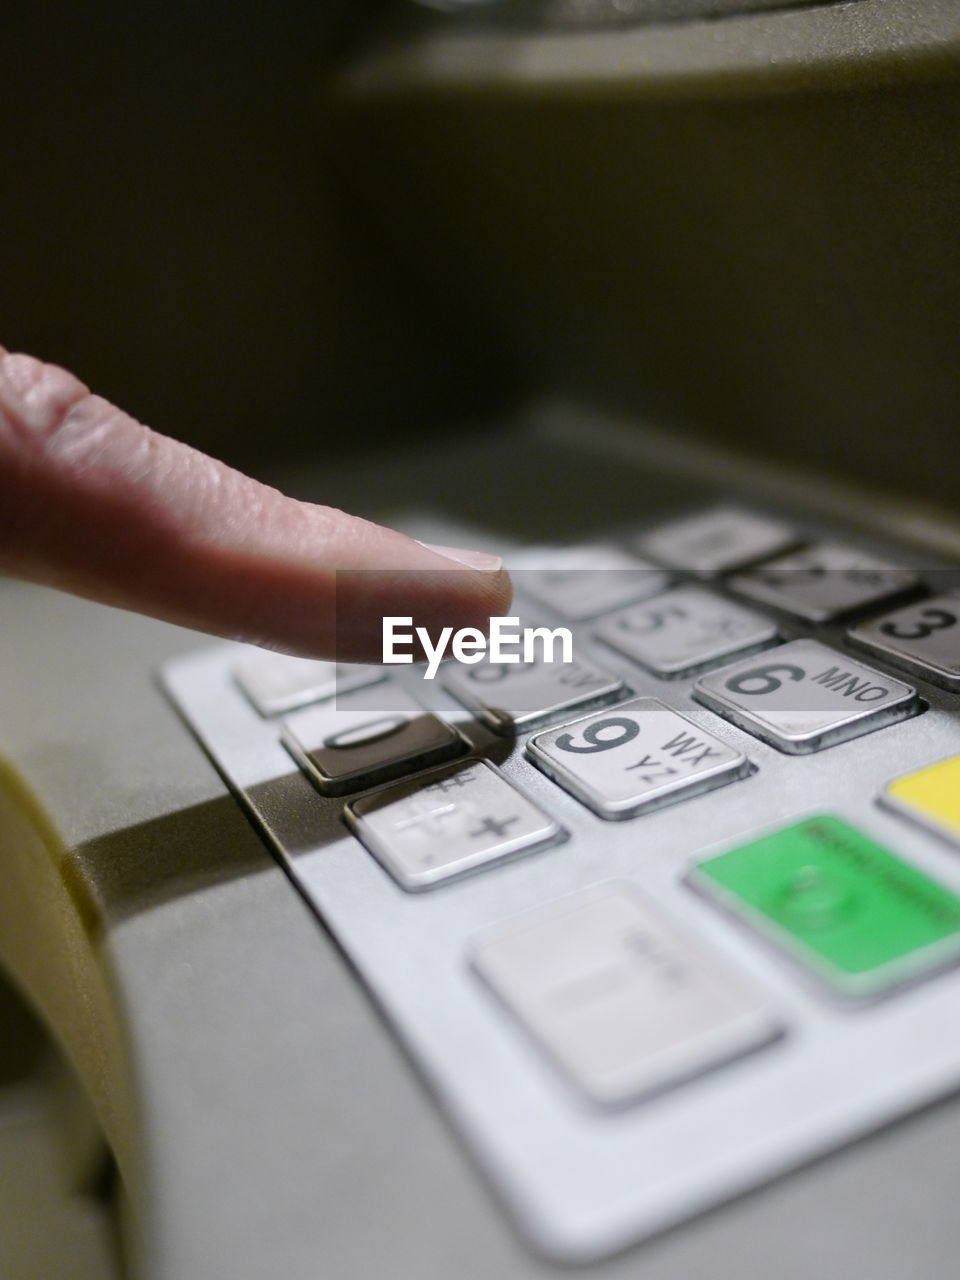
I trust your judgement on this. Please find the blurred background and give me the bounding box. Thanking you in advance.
[0,2,513,477]
[3,3,960,502]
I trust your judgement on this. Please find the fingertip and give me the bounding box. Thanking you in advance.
[417,541,504,572]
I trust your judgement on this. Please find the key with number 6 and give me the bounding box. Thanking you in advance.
[693,639,919,754]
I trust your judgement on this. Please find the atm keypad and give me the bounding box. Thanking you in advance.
[165,499,960,1260]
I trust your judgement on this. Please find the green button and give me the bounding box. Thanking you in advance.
[689,816,960,997]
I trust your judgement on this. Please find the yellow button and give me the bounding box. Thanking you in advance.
[883,755,960,845]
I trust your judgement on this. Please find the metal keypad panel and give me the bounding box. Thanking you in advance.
[162,494,960,1263]
[345,760,563,890]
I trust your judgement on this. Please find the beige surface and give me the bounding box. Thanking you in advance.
[0,982,121,1280]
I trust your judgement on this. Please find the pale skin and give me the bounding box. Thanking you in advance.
[0,348,512,661]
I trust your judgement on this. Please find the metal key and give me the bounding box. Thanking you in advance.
[515,544,670,621]
[527,697,750,819]
[693,639,919,753]
[235,650,382,716]
[282,683,465,795]
[848,594,960,691]
[729,543,918,622]
[345,760,562,890]
[594,585,777,677]
[472,886,781,1106]
[638,507,797,576]
[442,647,626,735]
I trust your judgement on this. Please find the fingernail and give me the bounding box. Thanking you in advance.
[418,541,503,572]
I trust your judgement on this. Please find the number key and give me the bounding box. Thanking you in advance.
[282,683,465,795]
[848,594,960,691]
[527,697,750,819]
[442,646,625,735]
[594,585,778,677]
[637,507,797,576]
[515,544,670,620]
[693,639,919,754]
[729,543,918,622]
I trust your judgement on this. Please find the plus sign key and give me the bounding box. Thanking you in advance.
[345,761,563,890]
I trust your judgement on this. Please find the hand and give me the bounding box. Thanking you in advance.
[0,349,512,662]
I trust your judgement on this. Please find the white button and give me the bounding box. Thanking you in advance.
[638,507,796,576]
[514,544,670,620]
[593,585,778,677]
[729,543,918,622]
[442,647,625,735]
[527,697,749,819]
[848,594,960,691]
[345,760,562,890]
[282,683,464,795]
[471,886,780,1107]
[693,639,919,754]
[234,651,382,716]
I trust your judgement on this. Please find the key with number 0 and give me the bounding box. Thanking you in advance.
[282,683,465,795]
